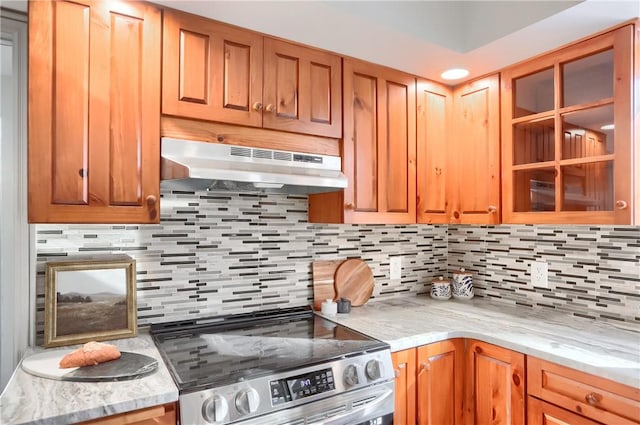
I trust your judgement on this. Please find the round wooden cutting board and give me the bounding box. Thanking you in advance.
[333,259,374,307]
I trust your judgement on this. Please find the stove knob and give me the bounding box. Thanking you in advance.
[365,359,382,380]
[202,395,228,424]
[343,364,359,387]
[235,388,260,415]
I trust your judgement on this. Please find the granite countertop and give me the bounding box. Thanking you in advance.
[322,296,640,389]
[0,331,178,425]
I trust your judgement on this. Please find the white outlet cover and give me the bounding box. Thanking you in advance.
[390,257,402,280]
[531,261,548,287]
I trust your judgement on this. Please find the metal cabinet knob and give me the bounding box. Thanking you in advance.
[252,102,263,112]
[265,104,275,113]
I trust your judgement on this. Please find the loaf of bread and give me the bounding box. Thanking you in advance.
[59,341,121,368]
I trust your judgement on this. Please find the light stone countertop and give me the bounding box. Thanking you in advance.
[321,296,640,389]
[0,331,178,425]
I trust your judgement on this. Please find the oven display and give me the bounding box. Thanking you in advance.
[269,368,335,405]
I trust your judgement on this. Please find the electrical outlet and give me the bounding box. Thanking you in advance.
[390,256,402,280]
[531,261,548,287]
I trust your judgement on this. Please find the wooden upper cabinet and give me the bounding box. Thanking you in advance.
[501,24,635,224]
[465,340,525,425]
[263,38,342,138]
[417,339,464,425]
[416,76,499,225]
[162,9,263,128]
[417,79,453,224]
[309,59,416,224]
[451,75,501,225]
[162,9,342,138]
[28,0,161,223]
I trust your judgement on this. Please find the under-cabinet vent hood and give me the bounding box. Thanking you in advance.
[161,138,348,194]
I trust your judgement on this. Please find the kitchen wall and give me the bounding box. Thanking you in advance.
[34,190,639,343]
[449,225,639,330]
[34,190,447,342]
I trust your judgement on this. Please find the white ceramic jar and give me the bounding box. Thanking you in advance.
[452,268,474,299]
[430,276,452,300]
[321,299,337,316]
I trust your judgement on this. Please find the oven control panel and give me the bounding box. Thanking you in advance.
[180,349,394,425]
[269,367,335,405]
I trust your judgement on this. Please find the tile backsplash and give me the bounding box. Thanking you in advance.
[34,190,639,342]
[34,191,447,341]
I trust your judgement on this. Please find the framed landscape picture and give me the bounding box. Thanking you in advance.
[44,257,137,348]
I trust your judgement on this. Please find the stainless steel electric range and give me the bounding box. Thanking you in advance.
[150,307,395,425]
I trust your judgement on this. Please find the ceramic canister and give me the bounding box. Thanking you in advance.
[452,268,474,299]
[430,276,452,300]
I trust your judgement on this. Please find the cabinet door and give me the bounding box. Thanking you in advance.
[417,339,464,425]
[162,9,263,128]
[28,0,161,223]
[263,38,342,138]
[342,58,417,224]
[80,402,176,425]
[465,340,525,425]
[392,349,417,425]
[500,25,634,224]
[451,75,501,224]
[528,396,602,425]
[416,79,453,224]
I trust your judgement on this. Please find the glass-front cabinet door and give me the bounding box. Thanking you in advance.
[501,24,635,224]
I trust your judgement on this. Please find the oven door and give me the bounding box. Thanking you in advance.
[236,381,394,425]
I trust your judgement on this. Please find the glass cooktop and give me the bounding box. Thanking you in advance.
[150,307,387,393]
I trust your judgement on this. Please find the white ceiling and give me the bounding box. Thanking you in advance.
[3,0,638,84]
[153,0,638,84]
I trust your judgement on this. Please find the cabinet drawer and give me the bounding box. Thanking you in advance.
[528,396,602,425]
[527,357,640,424]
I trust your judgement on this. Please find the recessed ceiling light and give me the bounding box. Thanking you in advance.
[441,68,469,80]
[600,124,614,130]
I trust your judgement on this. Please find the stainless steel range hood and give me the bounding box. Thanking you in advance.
[161,138,348,194]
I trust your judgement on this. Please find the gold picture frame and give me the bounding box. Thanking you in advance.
[44,256,137,348]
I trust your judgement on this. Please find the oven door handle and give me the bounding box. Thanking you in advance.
[308,387,394,425]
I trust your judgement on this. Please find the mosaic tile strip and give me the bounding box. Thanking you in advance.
[448,225,640,329]
[34,190,448,342]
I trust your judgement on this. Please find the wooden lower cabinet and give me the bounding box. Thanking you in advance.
[417,339,464,425]
[80,403,176,425]
[393,339,520,425]
[465,340,525,425]
[528,356,640,425]
[392,349,417,425]
[528,396,602,425]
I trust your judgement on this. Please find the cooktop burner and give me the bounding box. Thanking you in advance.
[150,306,387,393]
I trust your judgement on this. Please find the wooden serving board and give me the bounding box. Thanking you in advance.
[21,350,158,382]
[312,260,344,311]
[334,259,374,307]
